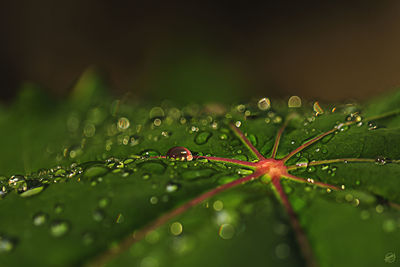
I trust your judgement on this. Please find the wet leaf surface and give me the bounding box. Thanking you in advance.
[1,72,400,267]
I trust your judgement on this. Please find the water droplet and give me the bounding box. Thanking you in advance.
[54,203,64,214]
[149,106,165,119]
[368,121,377,130]
[20,186,44,198]
[376,204,384,213]
[384,252,396,263]
[84,166,109,179]
[257,98,271,111]
[181,168,216,180]
[219,224,235,239]
[0,235,15,253]
[8,175,27,192]
[382,219,396,233]
[237,169,253,175]
[141,149,161,158]
[142,173,151,180]
[33,212,48,226]
[167,146,194,161]
[321,134,334,144]
[93,209,105,222]
[288,96,301,108]
[307,166,316,173]
[150,196,158,205]
[117,117,130,130]
[213,200,224,211]
[116,213,125,224]
[313,102,324,115]
[375,156,388,165]
[248,134,257,146]
[50,221,70,237]
[295,158,309,172]
[138,161,166,174]
[98,197,110,208]
[275,243,290,259]
[82,232,95,245]
[170,222,183,236]
[166,182,180,193]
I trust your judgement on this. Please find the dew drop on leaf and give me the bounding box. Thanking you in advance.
[170,222,183,236]
[166,146,193,161]
[165,182,180,193]
[32,212,48,226]
[138,161,166,175]
[8,175,27,192]
[368,121,378,130]
[50,221,70,237]
[83,166,109,179]
[248,134,257,146]
[54,203,64,214]
[82,232,94,245]
[117,117,130,130]
[20,186,44,198]
[93,209,105,222]
[375,156,388,165]
[257,98,271,111]
[288,96,302,108]
[194,131,212,145]
[218,224,235,239]
[181,169,216,180]
[0,235,15,253]
[98,197,110,208]
[313,101,324,115]
[295,158,309,172]
[141,149,161,158]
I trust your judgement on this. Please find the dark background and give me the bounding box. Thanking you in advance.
[1,1,400,103]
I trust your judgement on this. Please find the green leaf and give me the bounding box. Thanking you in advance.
[1,81,400,267]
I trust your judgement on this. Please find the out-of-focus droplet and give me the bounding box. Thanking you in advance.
[170,222,183,236]
[258,98,271,111]
[219,224,235,239]
[0,235,15,253]
[50,220,70,237]
[32,212,48,226]
[313,102,324,115]
[117,117,130,130]
[288,96,301,108]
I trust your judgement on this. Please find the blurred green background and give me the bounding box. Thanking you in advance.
[1,1,400,103]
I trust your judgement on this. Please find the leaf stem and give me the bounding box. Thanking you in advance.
[229,123,265,160]
[86,171,262,267]
[281,173,340,191]
[271,114,295,159]
[271,177,318,267]
[286,158,377,171]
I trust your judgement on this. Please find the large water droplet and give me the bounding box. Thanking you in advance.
[194,131,212,145]
[50,221,70,237]
[166,147,193,161]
